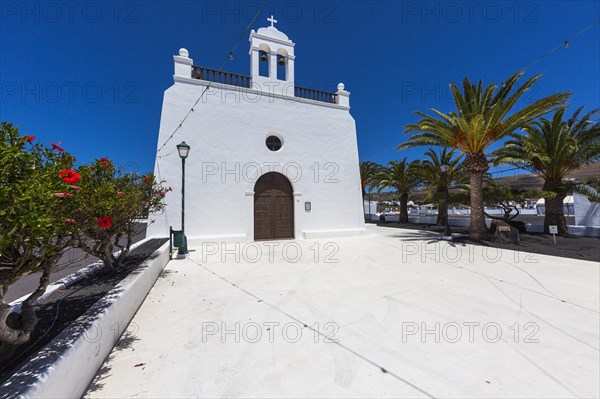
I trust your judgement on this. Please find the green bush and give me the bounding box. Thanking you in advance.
[0,122,168,360]
[0,122,78,359]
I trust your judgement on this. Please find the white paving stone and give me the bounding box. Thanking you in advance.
[85,227,600,398]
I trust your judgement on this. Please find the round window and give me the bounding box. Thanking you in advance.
[266,135,282,151]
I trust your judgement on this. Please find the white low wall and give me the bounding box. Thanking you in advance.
[380,215,494,228]
[407,216,492,228]
[387,215,599,237]
[526,224,599,237]
[407,209,538,216]
[568,225,600,238]
[1,240,171,398]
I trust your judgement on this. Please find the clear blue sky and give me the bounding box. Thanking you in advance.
[1,1,599,178]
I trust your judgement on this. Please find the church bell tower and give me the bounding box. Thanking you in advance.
[249,15,295,88]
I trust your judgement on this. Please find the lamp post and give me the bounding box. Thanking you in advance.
[177,141,190,255]
[440,164,452,240]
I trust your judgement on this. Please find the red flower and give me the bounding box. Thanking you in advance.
[25,135,35,142]
[59,169,81,184]
[168,187,173,192]
[98,216,113,229]
[63,218,76,224]
[51,142,64,152]
[117,191,125,195]
[54,192,74,198]
[158,190,164,195]
[99,157,110,170]
[89,165,95,170]
[68,185,82,191]
[143,176,149,181]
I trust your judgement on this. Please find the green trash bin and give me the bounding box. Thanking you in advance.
[172,230,185,248]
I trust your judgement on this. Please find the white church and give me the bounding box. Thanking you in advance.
[147,17,367,242]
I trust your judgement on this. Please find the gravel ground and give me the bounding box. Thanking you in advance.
[375,221,599,263]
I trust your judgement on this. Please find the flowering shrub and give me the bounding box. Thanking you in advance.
[0,122,168,359]
[71,158,167,272]
[0,122,78,359]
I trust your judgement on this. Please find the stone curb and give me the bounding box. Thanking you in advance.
[10,237,157,313]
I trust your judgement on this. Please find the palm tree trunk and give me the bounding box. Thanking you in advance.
[469,172,489,237]
[399,193,409,223]
[544,194,568,235]
[464,153,490,239]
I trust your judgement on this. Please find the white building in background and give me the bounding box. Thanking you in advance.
[147,18,367,242]
[574,193,600,222]
[363,200,379,221]
[535,197,575,216]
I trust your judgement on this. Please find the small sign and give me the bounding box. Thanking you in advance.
[549,225,558,245]
[498,225,511,232]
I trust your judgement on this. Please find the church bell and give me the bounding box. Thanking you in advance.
[277,55,286,66]
[259,51,268,62]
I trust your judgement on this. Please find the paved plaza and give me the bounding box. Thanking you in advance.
[86,227,600,398]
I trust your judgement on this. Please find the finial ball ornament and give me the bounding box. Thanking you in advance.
[179,48,189,57]
[337,83,345,91]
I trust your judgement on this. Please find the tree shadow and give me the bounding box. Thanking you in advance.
[380,228,474,248]
[84,325,141,395]
[158,269,177,280]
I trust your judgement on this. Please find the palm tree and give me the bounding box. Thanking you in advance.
[360,161,382,221]
[419,148,466,226]
[375,159,422,223]
[400,71,570,238]
[493,107,600,235]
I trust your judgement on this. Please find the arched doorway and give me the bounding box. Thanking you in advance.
[254,172,294,240]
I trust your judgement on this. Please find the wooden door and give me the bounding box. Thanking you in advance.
[254,172,294,240]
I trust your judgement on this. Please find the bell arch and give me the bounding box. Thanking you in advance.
[258,43,271,77]
[276,48,288,81]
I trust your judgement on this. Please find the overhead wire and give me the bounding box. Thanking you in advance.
[156,0,268,156]
[152,0,268,230]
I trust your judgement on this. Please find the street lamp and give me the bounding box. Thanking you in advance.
[440,164,452,240]
[176,141,191,255]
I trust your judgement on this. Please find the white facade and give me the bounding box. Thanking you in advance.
[574,192,600,227]
[147,22,366,242]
